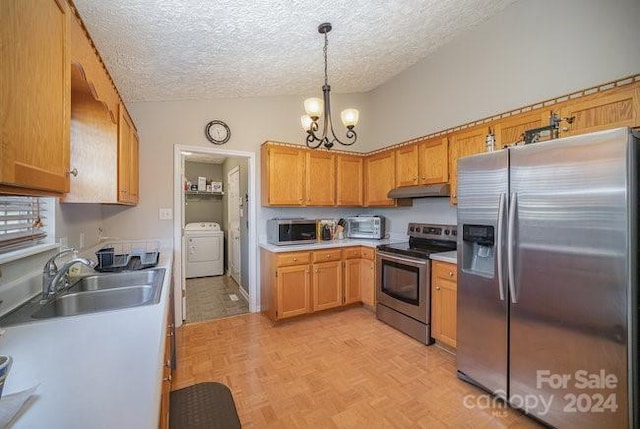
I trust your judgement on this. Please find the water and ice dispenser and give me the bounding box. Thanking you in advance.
[462,224,495,278]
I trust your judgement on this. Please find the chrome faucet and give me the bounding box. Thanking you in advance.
[42,248,95,302]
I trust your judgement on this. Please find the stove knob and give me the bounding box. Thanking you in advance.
[452,229,457,236]
[422,227,428,233]
[444,230,450,235]
[409,226,414,232]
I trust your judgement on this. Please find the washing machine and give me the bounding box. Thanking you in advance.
[184,222,224,278]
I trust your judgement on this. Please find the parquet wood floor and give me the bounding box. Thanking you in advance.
[173,307,542,428]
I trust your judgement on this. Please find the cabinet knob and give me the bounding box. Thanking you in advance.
[413,176,418,181]
[436,286,441,291]
[326,254,330,258]
[315,269,319,273]
[166,359,171,367]
[421,177,426,180]
[293,257,297,261]
[68,167,78,177]
[448,271,453,277]
[562,127,569,132]
[163,375,172,382]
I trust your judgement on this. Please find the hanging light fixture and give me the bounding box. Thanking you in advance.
[301,22,359,150]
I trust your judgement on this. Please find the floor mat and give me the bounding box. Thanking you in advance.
[170,382,241,429]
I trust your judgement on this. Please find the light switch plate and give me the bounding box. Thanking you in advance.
[159,208,173,220]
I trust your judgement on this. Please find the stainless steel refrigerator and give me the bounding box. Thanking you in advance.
[456,127,638,428]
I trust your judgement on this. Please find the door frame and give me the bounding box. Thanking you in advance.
[226,165,241,286]
[173,145,257,327]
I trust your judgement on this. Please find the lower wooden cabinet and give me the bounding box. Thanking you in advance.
[431,261,457,348]
[261,246,377,321]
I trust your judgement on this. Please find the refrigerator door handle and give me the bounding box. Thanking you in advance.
[496,192,506,301]
[507,192,518,303]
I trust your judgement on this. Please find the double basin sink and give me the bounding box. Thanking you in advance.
[0,269,165,326]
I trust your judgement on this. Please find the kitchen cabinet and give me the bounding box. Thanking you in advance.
[306,151,335,206]
[448,126,488,205]
[558,85,640,137]
[343,248,362,305]
[395,144,420,187]
[0,0,70,196]
[395,137,449,188]
[418,137,449,185]
[360,248,376,307]
[260,143,342,206]
[159,281,175,429]
[431,261,457,349]
[494,110,547,148]
[336,154,364,206]
[364,150,397,206]
[312,259,343,311]
[118,104,139,205]
[261,249,312,320]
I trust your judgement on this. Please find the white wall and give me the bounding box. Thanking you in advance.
[103,93,372,241]
[366,0,640,151]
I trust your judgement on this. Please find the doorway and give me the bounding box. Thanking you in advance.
[173,145,257,327]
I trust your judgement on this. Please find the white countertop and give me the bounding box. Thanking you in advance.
[0,246,173,429]
[259,237,406,253]
[430,250,457,264]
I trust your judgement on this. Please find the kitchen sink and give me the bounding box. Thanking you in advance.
[32,285,159,319]
[0,268,165,326]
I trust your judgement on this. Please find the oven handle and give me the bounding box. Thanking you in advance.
[377,251,429,266]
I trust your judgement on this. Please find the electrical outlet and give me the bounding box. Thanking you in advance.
[79,232,85,249]
[159,208,173,220]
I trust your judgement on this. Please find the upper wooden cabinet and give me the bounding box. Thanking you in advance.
[448,126,488,204]
[395,144,420,187]
[364,150,396,207]
[118,105,139,205]
[418,137,449,185]
[261,144,306,206]
[306,151,335,206]
[0,0,70,196]
[558,86,640,137]
[494,110,547,148]
[336,154,364,206]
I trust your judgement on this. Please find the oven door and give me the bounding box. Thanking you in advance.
[376,251,430,323]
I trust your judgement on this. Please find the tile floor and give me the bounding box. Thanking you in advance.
[185,275,249,324]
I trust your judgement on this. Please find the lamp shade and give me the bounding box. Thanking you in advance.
[300,115,313,131]
[304,97,323,118]
[340,109,359,128]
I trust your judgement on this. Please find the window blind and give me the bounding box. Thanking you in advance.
[0,197,47,251]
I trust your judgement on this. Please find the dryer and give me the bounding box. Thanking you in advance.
[184,222,224,278]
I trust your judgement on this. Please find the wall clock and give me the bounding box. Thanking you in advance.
[205,120,231,145]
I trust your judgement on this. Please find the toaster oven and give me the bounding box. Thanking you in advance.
[346,216,385,239]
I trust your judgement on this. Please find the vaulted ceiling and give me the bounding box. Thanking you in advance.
[74,0,518,102]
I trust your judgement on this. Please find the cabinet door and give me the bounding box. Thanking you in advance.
[343,259,361,304]
[0,0,70,195]
[312,261,343,311]
[558,86,640,137]
[364,150,396,206]
[418,137,448,185]
[277,265,311,319]
[261,144,305,206]
[336,155,363,206]
[306,151,335,206]
[129,129,139,204]
[117,104,134,204]
[395,144,419,187]
[360,259,376,306]
[431,262,457,348]
[449,127,488,204]
[494,110,547,148]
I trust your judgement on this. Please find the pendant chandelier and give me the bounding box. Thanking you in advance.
[300,22,359,150]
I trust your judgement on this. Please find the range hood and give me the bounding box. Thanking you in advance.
[387,183,450,199]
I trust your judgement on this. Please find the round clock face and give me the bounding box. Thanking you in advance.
[205,120,231,145]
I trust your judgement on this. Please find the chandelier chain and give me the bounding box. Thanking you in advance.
[323,32,329,86]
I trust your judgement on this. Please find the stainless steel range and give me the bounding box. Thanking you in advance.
[376,223,457,344]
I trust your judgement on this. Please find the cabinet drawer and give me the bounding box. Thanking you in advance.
[342,247,361,259]
[277,252,311,267]
[312,249,342,263]
[361,247,375,260]
[432,261,457,282]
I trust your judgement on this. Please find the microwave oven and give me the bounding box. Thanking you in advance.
[346,216,385,239]
[267,219,317,245]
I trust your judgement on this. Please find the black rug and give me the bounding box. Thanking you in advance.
[170,382,241,429]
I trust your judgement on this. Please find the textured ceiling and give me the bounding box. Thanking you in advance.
[73,0,518,102]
